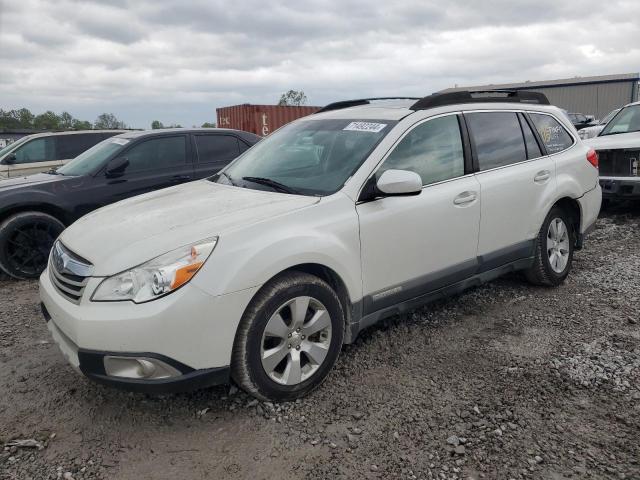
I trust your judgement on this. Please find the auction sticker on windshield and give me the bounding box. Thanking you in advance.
[110,138,130,146]
[343,122,387,133]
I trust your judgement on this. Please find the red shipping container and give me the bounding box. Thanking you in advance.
[216,104,320,137]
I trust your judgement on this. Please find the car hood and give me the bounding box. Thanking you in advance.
[60,180,319,276]
[587,131,640,150]
[0,172,69,190]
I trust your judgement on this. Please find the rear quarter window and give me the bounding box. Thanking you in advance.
[529,113,574,154]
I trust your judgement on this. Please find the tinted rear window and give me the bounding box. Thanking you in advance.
[194,135,240,163]
[518,114,543,159]
[466,112,527,171]
[56,133,105,159]
[529,113,574,154]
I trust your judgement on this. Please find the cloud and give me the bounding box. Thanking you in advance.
[0,0,638,128]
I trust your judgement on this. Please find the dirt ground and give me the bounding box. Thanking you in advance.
[1,206,639,480]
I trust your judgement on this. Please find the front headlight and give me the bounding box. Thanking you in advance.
[92,237,218,303]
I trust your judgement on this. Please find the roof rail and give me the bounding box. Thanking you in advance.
[316,97,421,114]
[410,90,550,110]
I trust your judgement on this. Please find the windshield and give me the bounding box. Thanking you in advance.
[212,119,395,196]
[599,109,620,125]
[57,137,129,176]
[600,105,640,136]
[0,136,30,159]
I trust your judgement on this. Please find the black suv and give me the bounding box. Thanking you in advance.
[0,128,260,279]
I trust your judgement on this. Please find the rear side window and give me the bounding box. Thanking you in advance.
[518,114,542,159]
[238,140,251,153]
[379,114,464,186]
[466,112,526,171]
[56,133,104,159]
[529,113,574,154]
[194,135,240,163]
[124,136,187,173]
[12,137,56,164]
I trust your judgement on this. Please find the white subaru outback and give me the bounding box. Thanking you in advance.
[40,91,602,401]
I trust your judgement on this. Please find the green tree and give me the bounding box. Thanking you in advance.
[13,108,35,128]
[33,111,61,130]
[94,113,127,129]
[201,122,216,128]
[151,120,164,129]
[72,119,93,130]
[278,90,308,106]
[59,111,74,129]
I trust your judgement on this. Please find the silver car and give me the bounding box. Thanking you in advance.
[0,130,124,179]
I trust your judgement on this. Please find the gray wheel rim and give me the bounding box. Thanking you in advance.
[260,296,332,386]
[547,217,570,273]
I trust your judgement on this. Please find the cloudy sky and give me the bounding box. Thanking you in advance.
[1,0,639,129]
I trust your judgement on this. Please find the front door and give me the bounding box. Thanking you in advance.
[76,134,194,216]
[357,113,481,316]
[7,136,58,177]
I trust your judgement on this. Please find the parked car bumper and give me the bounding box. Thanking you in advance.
[39,268,259,393]
[599,176,640,199]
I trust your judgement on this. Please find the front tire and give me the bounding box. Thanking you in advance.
[231,271,344,401]
[525,206,574,287]
[0,212,65,279]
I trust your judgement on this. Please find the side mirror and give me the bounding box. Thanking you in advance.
[3,153,16,165]
[105,157,129,178]
[376,169,422,196]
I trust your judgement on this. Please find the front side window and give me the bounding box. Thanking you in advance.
[600,105,640,136]
[123,136,187,173]
[378,115,464,185]
[195,135,239,163]
[530,113,574,153]
[214,119,394,196]
[12,137,56,164]
[466,112,527,170]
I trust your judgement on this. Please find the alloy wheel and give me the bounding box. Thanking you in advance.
[6,222,60,277]
[546,217,570,274]
[260,296,332,386]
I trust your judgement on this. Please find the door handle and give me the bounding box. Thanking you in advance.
[453,191,477,206]
[534,170,551,183]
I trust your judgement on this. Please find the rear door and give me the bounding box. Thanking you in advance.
[91,134,195,207]
[191,133,243,178]
[466,110,556,267]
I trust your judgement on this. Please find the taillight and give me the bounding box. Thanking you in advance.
[586,149,598,169]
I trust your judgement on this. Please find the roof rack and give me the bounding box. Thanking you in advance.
[316,97,421,114]
[410,90,550,110]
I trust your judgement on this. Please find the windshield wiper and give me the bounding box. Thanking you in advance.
[601,129,640,137]
[46,168,62,175]
[242,176,301,195]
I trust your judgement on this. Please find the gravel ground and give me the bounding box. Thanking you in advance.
[1,206,639,480]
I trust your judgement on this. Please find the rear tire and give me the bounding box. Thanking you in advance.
[231,271,344,402]
[525,207,574,287]
[0,212,65,279]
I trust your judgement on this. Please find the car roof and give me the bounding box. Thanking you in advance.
[19,130,127,140]
[115,128,260,141]
[308,98,563,122]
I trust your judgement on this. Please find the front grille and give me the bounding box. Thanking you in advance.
[598,149,640,177]
[49,242,93,304]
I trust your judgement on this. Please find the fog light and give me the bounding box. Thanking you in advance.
[103,356,181,379]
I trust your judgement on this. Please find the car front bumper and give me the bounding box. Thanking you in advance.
[599,176,640,199]
[39,268,259,393]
